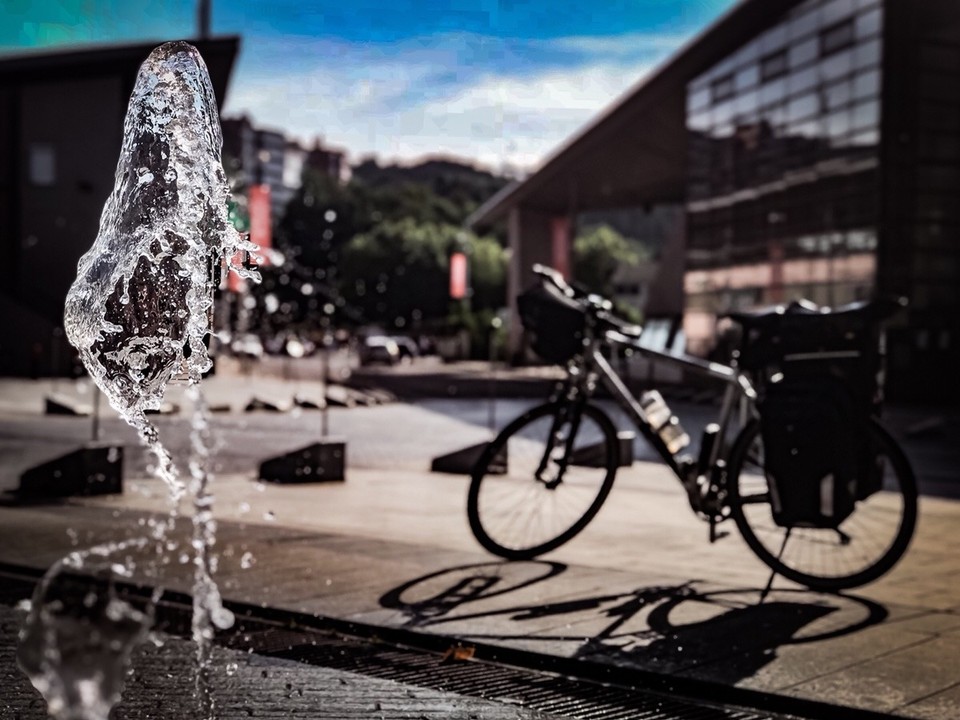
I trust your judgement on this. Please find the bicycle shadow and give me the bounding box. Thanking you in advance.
[379,561,888,682]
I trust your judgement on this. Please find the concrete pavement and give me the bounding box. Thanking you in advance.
[1,372,959,718]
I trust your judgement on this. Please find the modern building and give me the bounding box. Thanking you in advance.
[222,115,348,228]
[0,37,239,376]
[468,0,959,401]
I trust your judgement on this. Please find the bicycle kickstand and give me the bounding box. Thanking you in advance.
[708,515,729,544]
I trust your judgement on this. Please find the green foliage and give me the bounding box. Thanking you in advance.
[572,224,640,296]
[275,158,509,331]
[338,220,505,330]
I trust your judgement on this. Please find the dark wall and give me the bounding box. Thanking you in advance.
[880,0,960,402]
[18,77,124,322]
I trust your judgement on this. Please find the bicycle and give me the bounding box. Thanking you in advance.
[467,265,917,591]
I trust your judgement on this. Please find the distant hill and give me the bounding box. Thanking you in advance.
[351,158,509,221]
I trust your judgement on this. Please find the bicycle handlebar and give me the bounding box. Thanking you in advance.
[531,263,577,298]
[531,264,642,338]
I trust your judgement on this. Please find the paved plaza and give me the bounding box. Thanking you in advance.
[0,372,958,718]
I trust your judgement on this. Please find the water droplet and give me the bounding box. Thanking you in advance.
[225,662,238,676]
[262,511,276,522]
[240,552,255,569]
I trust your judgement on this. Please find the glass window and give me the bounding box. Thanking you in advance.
[688,86,711,112]
[760,23,789,53]
[790,5,819,41]
[856,7,883,39]
[735,64,760,91]
[712,54,738,82]
[824,79,853,110]
[29,143,56,186]
[789,37,819,68]
[788,92,819,122]
[821,47,854,81]
[853,69,880,100]
[821,0,857,27]
[821,19,856,56]
[712,74,735,103]
[731,39,761,69]
[790,66,819,94]
[761,50,789,81]
[713,99,735,125]
[689,75,710,94]
[851,99,879,129]
[790,118,820,137]
[689,109,712,132]
[735,88,760,116]
[760,77,788,106]
[825,108,852,137]
[851,128,879,146]
[765,102,788,127]
[854,39,882,70]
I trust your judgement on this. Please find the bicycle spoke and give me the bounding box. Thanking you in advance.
[470,404,617,557]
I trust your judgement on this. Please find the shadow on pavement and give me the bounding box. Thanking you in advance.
[380,561,888,685]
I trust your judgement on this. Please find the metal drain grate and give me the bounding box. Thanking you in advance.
[264,640,788,720]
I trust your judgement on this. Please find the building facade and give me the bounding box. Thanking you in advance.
[222,115,348,229]
[469,0,958,402]
[683,0,959,399]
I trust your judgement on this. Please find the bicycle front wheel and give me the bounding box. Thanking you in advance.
[468,402,619,560]
[727,418,917,590]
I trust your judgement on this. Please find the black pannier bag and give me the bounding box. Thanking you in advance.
[517,281,586,364]
[760,379,860,528]
[737,301,884,414]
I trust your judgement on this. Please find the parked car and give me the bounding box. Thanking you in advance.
[230,333,263,359]
[390,335,419,361]
[359,336,400,366]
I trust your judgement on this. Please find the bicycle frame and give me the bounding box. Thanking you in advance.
[572,328,757,481]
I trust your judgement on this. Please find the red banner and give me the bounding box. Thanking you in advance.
[228,184,271,293]
[248,184,272,257]
[450,252,468,300]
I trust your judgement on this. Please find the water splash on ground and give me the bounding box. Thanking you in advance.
[25,40,258,719]
[16,541,156,720]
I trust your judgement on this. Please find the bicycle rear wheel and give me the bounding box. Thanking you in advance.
[727,418,917,590]
[468,402,619,560]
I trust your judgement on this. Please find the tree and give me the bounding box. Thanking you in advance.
[572,225,640,296]
[338,220,506,331]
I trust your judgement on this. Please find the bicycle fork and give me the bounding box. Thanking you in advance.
[535,400,585,489]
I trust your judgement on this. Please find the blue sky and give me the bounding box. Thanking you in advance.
[2,0,736,169]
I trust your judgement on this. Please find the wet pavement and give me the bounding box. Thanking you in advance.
[0,372,959,718]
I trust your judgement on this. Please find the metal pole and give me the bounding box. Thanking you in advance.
[91,385,101,443]
[487,322,498,433]
[321,347,329,438]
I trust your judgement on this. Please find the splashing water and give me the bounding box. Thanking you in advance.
[64,40,255,500]
[31,40,258,719]
[17,541,156,720]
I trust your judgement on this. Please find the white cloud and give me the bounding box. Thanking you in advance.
[540,31,690,58]
[222,32,678,170]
